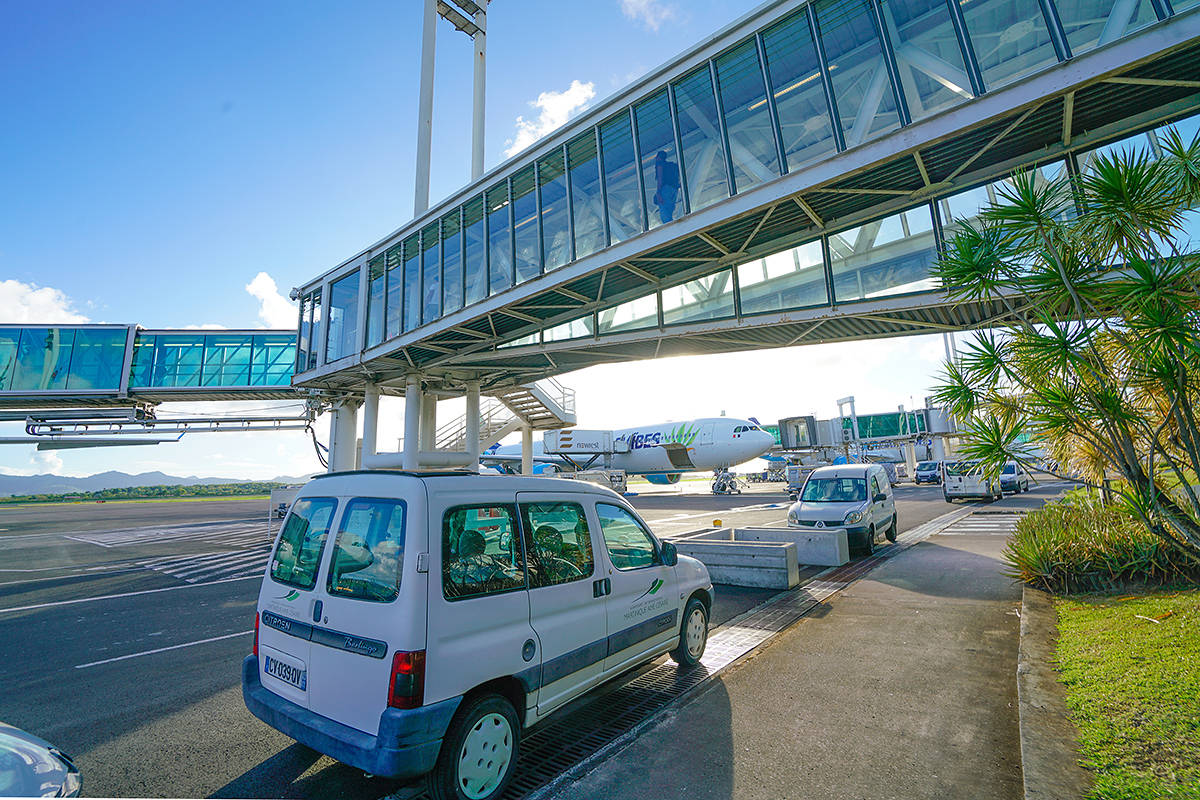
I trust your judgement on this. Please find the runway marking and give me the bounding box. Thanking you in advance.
[0,567,148,588]
[62,535,114,548]
[74,630,253,669]
[0,575,260,615]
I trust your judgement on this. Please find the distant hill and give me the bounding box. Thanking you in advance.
[0,471,314,497]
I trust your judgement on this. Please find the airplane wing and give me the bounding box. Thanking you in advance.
[479,452,567,467]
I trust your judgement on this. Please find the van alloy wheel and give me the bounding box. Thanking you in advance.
[685,607,706,659]
[670,597,708,667]
[457,713,513,800]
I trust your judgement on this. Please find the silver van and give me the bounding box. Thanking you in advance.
[242,470,712,800]
[785,464,898,554]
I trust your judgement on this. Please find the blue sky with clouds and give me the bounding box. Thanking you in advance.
[0,0,953,479]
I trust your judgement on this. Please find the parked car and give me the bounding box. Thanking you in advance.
[0,722,81,797]
[243,471,712,800]
[999,462,1030,493]
[943,460,1002,502]
[786,463,897,554]
[914,460,942,484]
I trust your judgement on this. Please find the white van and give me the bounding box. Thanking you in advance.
[942,460,1002,502]
[242,470,712,800]
[785,463,898,554]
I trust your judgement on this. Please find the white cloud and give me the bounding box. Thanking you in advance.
[0,279,88,324]
[504,80,597,158]
[182,324,228,330]
[245,271,297,329]
[619,0,678,31]
[30,450,62,474]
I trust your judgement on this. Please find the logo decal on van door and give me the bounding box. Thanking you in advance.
[634,578,663,602]
[274,590,300,602]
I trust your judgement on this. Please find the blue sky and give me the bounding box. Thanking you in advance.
[0,0,952,479]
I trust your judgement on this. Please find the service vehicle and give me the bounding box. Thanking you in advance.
[242,470,712,800]
[913,460,942,484]
[999,462,1030,493]
[0,722,81,798]
[942,460,1002,502]
[786,464,898,554]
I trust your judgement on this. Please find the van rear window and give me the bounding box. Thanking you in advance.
[327,499,406,602]
[271,498,338,590]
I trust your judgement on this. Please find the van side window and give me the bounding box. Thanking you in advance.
[442,505,526,601]
[596,503,660,571]
[327,498,405,603]
[520,502,595,588]
[870,475,880,498]
[271,497,337,590]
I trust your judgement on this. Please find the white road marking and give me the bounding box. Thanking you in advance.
[0,575,260,615]
[74,630,253,669]
[62,535,114,548]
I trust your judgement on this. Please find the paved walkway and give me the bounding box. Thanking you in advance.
[550,531,1025,800]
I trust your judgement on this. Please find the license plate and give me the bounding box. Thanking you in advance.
[263,654,307,691]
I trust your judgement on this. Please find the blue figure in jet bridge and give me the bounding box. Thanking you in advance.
[653,150,680,224]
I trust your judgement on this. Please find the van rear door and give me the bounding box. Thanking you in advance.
[258,496,339,711]
[304,495,421,737]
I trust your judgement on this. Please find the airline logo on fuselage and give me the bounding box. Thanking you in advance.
[617,423,701,451]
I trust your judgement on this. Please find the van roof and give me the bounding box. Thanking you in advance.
[808,464,877,478]
[306,469,619,496]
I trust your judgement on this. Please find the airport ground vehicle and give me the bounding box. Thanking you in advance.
[711,471,741,494]
[942,461,1002,502]
[786,464,897,554]
[243,470,712,800]
[0,722,81,797]
[914,461,942,484]
[999,462,1030,493]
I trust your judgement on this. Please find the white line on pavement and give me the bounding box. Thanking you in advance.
[0,575,260,615]
[74,630,253,669]
[62,535,114,548]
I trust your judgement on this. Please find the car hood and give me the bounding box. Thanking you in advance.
[0,722,80,798]
[790,500,865,522]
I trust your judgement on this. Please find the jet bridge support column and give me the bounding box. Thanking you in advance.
[465,381,481,468]
[521,426,533,476]
[420,393,437,452]
[362,382,379,461]
[403,376,422,471]
[328,397,361,473]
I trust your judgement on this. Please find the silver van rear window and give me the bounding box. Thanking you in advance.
[327,499,407,603]
[271,497,338,590]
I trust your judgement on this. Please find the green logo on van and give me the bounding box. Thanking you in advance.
[634,578,664,602]
[275,590,300,602]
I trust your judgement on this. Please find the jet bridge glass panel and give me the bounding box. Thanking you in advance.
[634,90,683,229]
[761,10,838,172]
[385,243,404,340]
[662,269,736,325]
[715,39,781,193]
[737,239,828,314]
[599,113,644,245]
[0,327,127,392]
[512,164,541,284]
[816,0,902,147]
[366,255,386,348]
[880,0,975,119]
[442,208,464,315]
[421,222,441,325]
[937,159,1068,241]
[1055,0,1157,56]
[403,236,422,333]
[538,149,571,271]
[567,131,605,260]
[129,332,295,389]
[673,68,731,213]
[597,293,659,335]
[959,0,1057,90]
[544,315,595,342]
[486,182,513,296]
[463,196,488,305]
[829,204,938,302]
[326,270,360,362]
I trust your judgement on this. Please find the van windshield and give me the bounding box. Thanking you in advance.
[327,498,406,602]
[801,477,866,503]
[271,497,338,590]
[917,462,937,470]
[1002,464,1016,474]
[945,461,980,476]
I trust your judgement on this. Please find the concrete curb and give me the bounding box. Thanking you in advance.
[1017,586,1094,800]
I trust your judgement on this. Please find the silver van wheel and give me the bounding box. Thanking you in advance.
[685,607,706,658]
[670,597,708,667]
[457,713,513,800]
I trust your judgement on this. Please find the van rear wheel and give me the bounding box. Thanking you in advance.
[670,598,708,667]
[429,693,520,800]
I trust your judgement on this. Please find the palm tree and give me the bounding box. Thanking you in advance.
[933,127,1200,564]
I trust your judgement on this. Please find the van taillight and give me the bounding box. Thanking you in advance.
[253,613,259,657]
[388,650,426,709]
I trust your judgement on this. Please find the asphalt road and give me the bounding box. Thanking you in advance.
[0,481,1048,798]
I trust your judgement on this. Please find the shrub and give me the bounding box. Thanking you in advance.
[1004,490,1200,592]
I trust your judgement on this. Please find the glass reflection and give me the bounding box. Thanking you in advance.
[385,244,403,340]
[544,315,594,341]
[421,223,441,325]
[737,240,828,314]
[959,0,1058,90]
[761,11,838,171]
[366,255,386,348]
[715,40,781,192]
[879,0,974,120]
[326,271,360,361]
[598,293,659,334]
[816,0,901,147]
[600,113,645,244]
[512,165,540,283]
[442,209,463,315]
[568,131,605,259]
[403,236,421,333]
[673,69,730,212]
[538,150,570,270]
[487,182,513,295]
[662,271,736,324]
[1055,0,1156,56]
[464,196,487,305]
[829,205,938,301]
[634,90,683,229]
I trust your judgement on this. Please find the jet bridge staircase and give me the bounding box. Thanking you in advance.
[433,377,576,452]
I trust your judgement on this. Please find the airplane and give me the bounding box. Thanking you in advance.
[481,416,776,484]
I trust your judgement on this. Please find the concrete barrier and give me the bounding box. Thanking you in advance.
[672,539,799,589]
[730,527,849,567]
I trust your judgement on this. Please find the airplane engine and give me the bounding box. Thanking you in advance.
[645,473,682,485]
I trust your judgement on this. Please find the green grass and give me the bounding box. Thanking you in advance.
[1055,590,1200,799]
[0,494,270,509]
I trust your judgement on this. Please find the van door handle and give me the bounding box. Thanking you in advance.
[311,599,323,623]
[592,578,610,598]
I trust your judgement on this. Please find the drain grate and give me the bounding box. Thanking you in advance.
[388,506,964,800]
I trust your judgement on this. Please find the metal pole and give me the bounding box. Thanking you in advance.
[521,426,534,475]
[414,0,438,217]
[362,382,380,460]
[471,8,486,181]
[465,380,481,467]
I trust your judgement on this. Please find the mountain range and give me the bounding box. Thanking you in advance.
[0,471,314,497]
